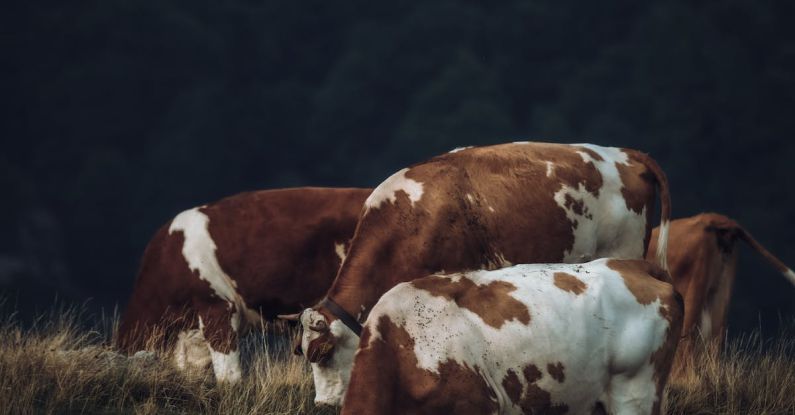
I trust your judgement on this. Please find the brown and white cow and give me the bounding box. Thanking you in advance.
[281,142,672,405]
[342,259,684,415]
[117,187,371,382]
[646,213,795,374]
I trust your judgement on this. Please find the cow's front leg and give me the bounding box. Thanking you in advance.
[173,328,212,375]
[197,301,242,383]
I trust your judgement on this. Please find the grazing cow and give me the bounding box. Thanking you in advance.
[281,142,672,405]
[646,213,795,373]
[342,259,684,415]
[117,187,371,382]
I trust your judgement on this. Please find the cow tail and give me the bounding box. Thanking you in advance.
[641,154,671,271]
[729,221,795,287]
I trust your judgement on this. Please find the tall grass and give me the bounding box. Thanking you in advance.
[0,306,335,414]
[0,305,792,414]
[666,330,795,415]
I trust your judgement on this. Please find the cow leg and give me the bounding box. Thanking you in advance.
[173,328,212,374]
[197,302,242,383]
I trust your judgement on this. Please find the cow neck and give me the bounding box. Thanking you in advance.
[320,297,362,336]
[323,257,384,333]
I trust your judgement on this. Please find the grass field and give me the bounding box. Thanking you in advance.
[0,307,793,414]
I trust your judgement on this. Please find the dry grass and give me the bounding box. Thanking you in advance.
[666,331,795,415]
[0,305,792,414]
[0,306,336,415]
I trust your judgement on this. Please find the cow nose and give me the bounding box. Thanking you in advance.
[314,397,341,408]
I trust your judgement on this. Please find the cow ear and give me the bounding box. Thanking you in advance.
[306,335,336,363]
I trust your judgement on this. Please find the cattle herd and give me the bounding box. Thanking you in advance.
[117,142,795,414]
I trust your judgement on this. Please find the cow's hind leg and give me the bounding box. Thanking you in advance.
[197,302,243,383]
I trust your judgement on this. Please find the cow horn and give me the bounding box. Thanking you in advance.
[277,312,302,321]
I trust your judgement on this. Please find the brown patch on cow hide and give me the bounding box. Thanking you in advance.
[463,143,607,267]
[553,272,587,295]
[576,146,604,162]
[343,315,499,415]
[502,369,523,405]
[523,363,543,383]
[412,275,531,328]
[196,303,239,353]
[615,150,656,215]
[517,364,569,414]
[606,259,672,307]
[305,335,336,364]
[564,194,585,216]
[547,362,566,383]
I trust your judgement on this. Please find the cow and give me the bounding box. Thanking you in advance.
[646,213,795,374]
[117,187,371,382]
[341,259,684,415]
[280,142,672,405]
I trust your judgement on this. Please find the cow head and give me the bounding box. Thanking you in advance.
[279,307,358,406]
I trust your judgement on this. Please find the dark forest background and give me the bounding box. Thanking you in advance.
[3,0,795,337]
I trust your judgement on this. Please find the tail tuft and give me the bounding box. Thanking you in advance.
[785,269,795,286]
[656,220,670,271]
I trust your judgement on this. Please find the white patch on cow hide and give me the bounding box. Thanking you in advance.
[553,144,647,262]
[299,310,358,406]
[449,146,473,153]
[173,329,212,373]
[169,207,259,324]
[170,208,240,302]
[335,242,347,263]
[364,168,424,213]
[359,259,672,414]
[546,161,555,177]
